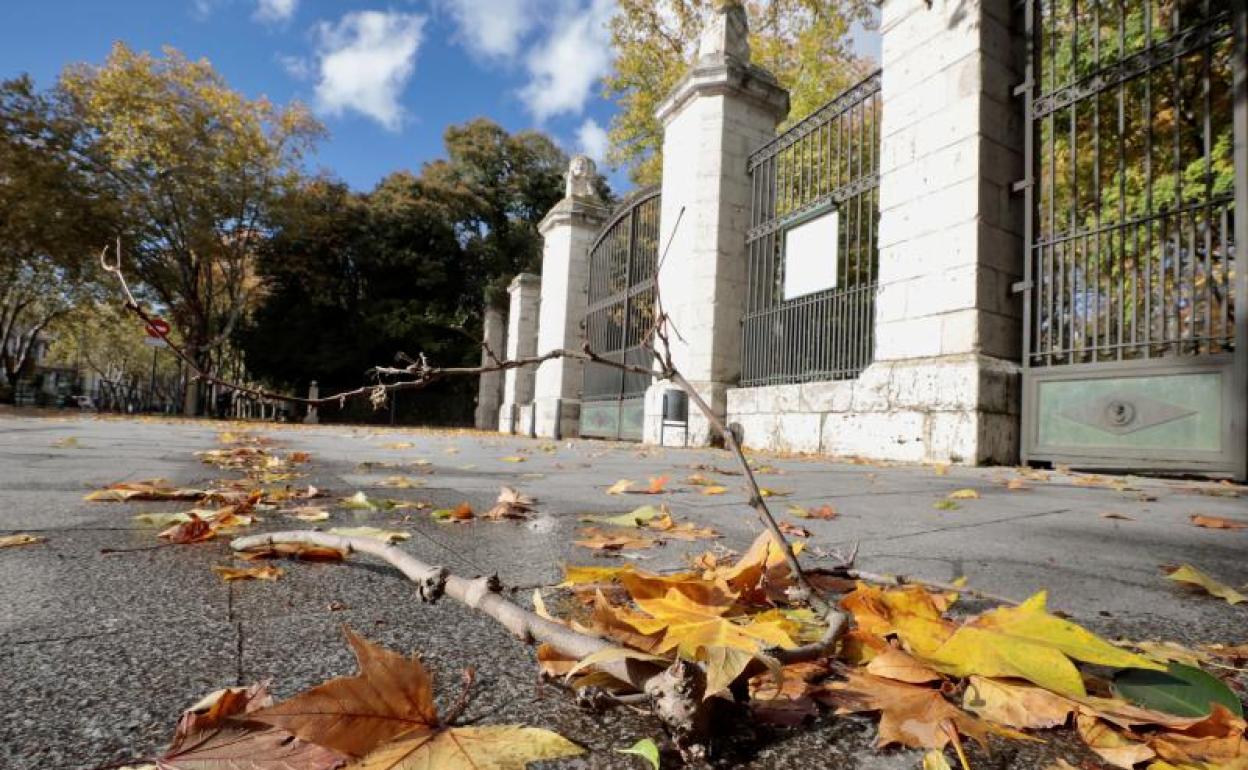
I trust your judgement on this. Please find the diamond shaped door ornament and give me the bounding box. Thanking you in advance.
[1060,393,1198,436]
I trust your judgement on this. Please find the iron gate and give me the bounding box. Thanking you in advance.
[742,71,882,386]
[1021,0,1248,476]
[579,187,659,440]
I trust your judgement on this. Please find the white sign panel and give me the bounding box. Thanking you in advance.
[782,209,839,300]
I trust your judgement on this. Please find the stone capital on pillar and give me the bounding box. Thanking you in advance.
[498,272,541,435]
[645,1,789,446]
[533,156,610,439]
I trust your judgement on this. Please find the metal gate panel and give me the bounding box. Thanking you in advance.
[742,71,882,387]
[579,188,659,441]
[1021,0,1247,477]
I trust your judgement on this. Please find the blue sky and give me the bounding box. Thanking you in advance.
[0,1,878,196]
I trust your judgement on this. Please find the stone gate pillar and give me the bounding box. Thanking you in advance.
[498,273,541,435]
[474,297,508,430]
[533,156,610,439]
[863,0,1025,463]
[643,1,789,446]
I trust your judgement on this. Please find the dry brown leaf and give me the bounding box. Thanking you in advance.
[647,512,719,541]
[962,676,1076,729]
[237,542,346,562]
[484,487,535,520]
[606,479,634,495]
[535,643,577,679]
[817,670,992,750]
[1190,514,1248,530]
[948,488,980,500]
[1006,478,1030,491]
[865,648,943,684]
[748,660,828,726]
[574,527,658,551]
[250,627,582,767]
[1075,714,1156,768]
[213,565,284,582]
[0,533,43,548]
[1100,512,1134,521]
[788,504,838,520]
[85,479,208,502]
[157,682,344,770]
[159,513,215,544]
[777,520,812,538]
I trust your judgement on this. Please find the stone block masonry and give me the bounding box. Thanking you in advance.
[498,273,540,434]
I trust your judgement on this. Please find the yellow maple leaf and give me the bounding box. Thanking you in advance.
[906,592,1165,697]
[1164,564,1246,605]
[620,586,797,696]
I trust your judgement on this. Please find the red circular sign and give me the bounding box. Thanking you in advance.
[145,318,171,338]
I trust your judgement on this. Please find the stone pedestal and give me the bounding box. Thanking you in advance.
[498,273,541,434]
[303,381,319,424]
[533,156,610,439]
[642,1,789,447]
[862,0,1024,463]
[474,300,508,430]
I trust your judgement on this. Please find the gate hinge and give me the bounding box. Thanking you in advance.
[1011,179,1031,193]
[1012,280,1033,294]
[1012,80,1032,97]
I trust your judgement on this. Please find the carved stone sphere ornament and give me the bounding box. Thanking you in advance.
[566,154,597,199]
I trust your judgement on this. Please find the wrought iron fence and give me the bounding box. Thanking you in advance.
[741,71,882,387]
[580,187,660,440]
[1026,0,1239,366]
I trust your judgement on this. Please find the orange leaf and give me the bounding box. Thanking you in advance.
[817,670,992,750]
[1190,514,1248,530]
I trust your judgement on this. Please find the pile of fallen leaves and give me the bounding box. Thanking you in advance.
[537,531,1247,769]
[126,628,583,770]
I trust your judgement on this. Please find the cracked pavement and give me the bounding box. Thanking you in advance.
[1,412,1245,769]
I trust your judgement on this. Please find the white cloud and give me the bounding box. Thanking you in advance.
[576,118,609,162]
[519,0,614,122]
[440,0,536,59]
[255,0,297,23]
[277,54,311,80]
[313,11,426,131]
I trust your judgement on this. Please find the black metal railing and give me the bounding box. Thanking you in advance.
[742,71,882,387]
[581,188,660,439]
[1026,0,1239,366]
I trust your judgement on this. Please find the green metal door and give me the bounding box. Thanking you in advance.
[1020,0,1248,477]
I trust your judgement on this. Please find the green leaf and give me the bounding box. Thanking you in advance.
[615,738,660,769]
[580,505,663,528]
[1112,662,1244,718]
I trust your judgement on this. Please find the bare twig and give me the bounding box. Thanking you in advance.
[843,568,1021,607]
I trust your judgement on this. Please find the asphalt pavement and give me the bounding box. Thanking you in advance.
[1,411,1245,769]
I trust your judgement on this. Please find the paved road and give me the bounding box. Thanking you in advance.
[1,412,1245,769]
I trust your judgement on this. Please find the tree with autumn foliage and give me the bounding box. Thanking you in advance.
[58,43,323,415]
[605,0,875,184]
[0,76,118,389]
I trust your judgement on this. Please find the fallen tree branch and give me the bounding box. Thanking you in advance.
[229,529,844,760]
